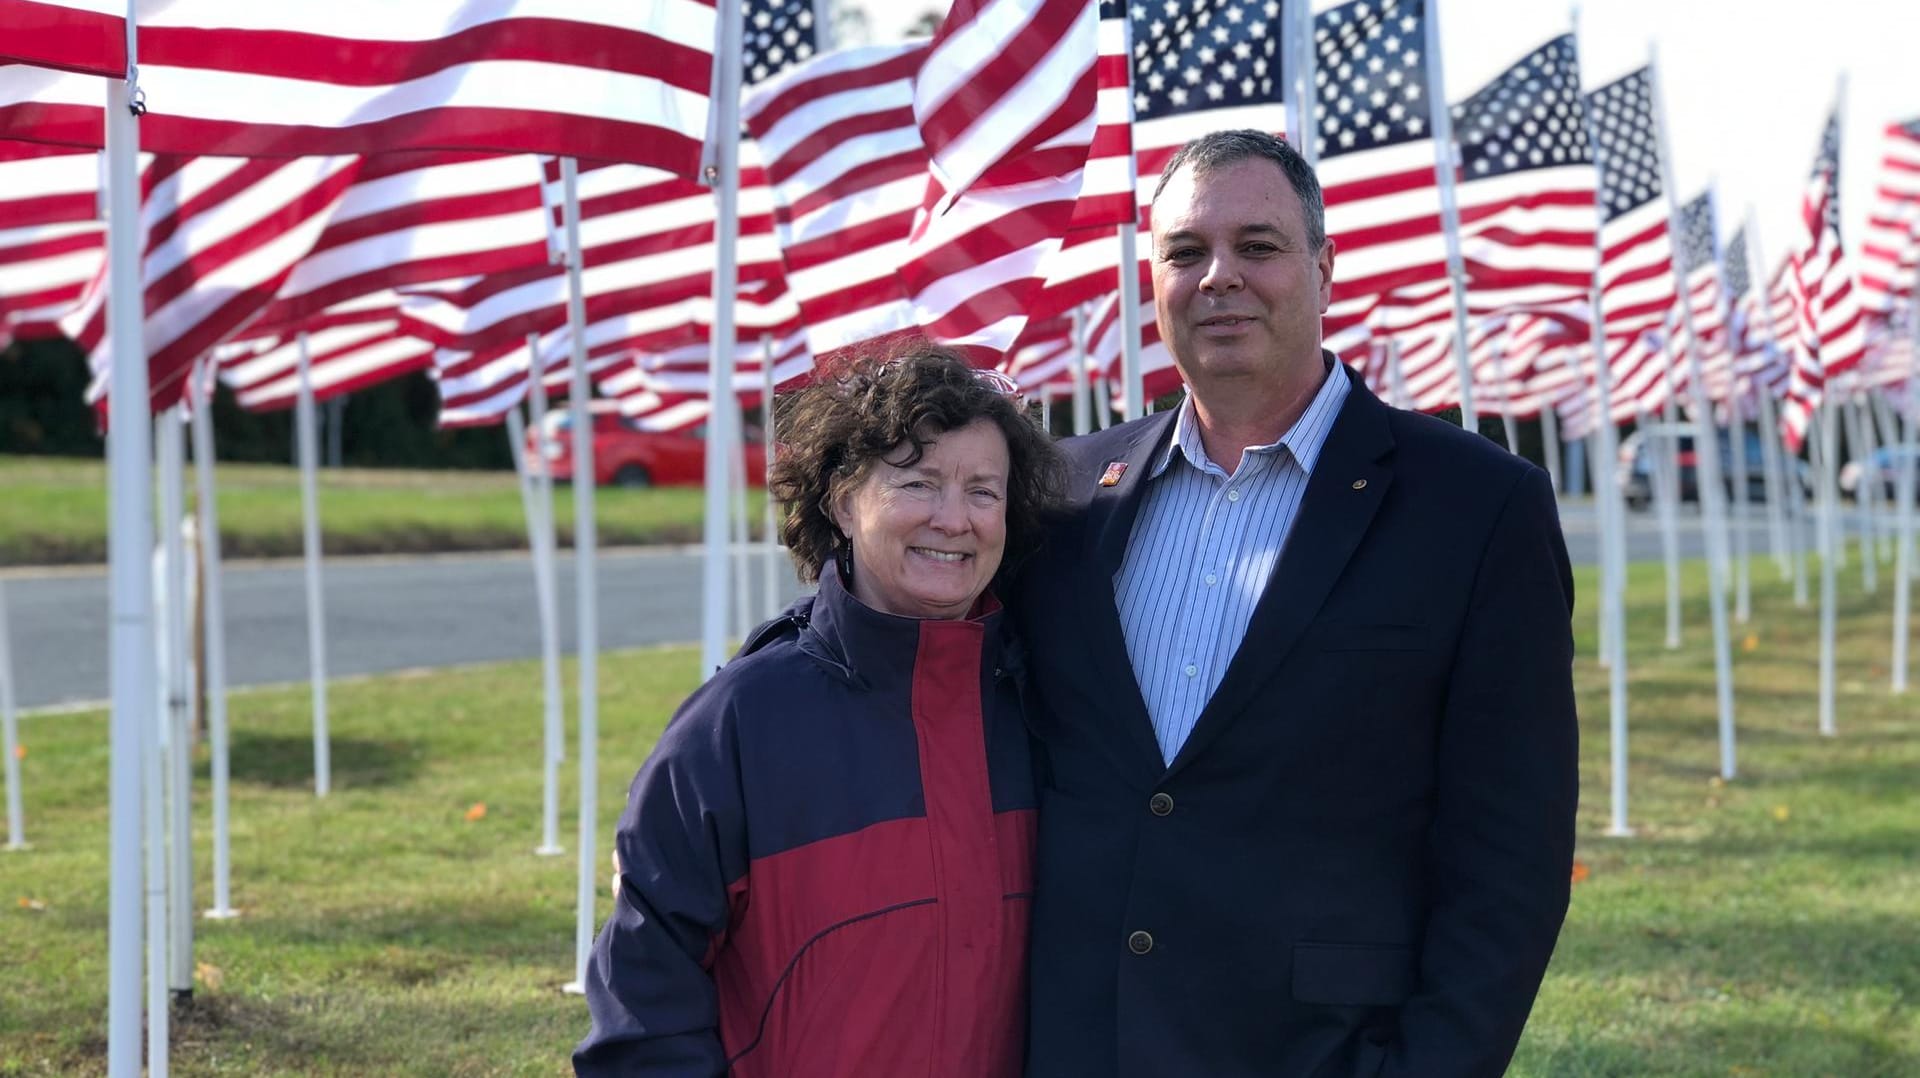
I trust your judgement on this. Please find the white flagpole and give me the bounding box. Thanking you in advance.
[524,344,566,858]
[729,376,753,641]
[1575,4,1631,833]
[145,536,169,1078]
[1816,399,1840,736]
[1491,333,1522,452]
[1287,0,1317,170]
[1069,308,1091,435]
[1894,301,1920,692]
[1541,398,1563,493]
[1648,402,1683,649]
[1115,9,1147,423]
[1727,388,1753,623]
[158,407,194,995]
[559,157,603,995]
[188,362,237,917]
[1093,374,1112,429]
[1591,419,1615,668]
[294,333,330,796]
[104,63,151,1078]
[505,389,562,858]
[761,335,782,621]
[1116,246,1145,422]
[1648,49,1737,778]
[701,0,744,680]
[1755,384,1791,576]
[1781,390,1813,607]
[1421,0,1480,432]
[1592,297,1632,837]
[0,580,20,850]
[1386,338,1409,410]
[1845,398,1880,588]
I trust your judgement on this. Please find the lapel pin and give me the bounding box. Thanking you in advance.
[1099,461,1129,487]
[1351,478,1368,490]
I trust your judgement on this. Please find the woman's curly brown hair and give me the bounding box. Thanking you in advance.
[769,343,1066,586]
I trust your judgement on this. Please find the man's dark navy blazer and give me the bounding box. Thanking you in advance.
[1013,363,1578,1078]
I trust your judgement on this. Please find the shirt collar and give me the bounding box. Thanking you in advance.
[1150,355,1352,480]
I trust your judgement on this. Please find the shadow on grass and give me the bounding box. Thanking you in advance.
[167,988,580,1076]
[197,732,423,790]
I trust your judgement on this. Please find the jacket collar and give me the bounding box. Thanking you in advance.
[797,561,1007,694]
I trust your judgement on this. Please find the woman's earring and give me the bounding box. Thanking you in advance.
[835,538,854,588]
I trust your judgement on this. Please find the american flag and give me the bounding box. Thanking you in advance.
[1312,0,1447,351]
[901,0,1097,360]
[240,153,555,343]
[742,39,929,361]
[743,0,821,85]
[400,156,801,424]
[1781,108,1868,451]
[0,143,101,344]
[1718,223,1784,415]
[61,153,365,411]
[216,317,436,413]
[0,0,124,78]
[1027,0,1291,341]
[0,2,718,175]
[1579,66,1677,430]
[1858,118,1920,320]
[1665,189,1732,403]
[1359,33,1597,410]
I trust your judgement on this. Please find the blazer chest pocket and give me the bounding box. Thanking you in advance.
[1314,622,1430,653]
[1291,942,1417,1007]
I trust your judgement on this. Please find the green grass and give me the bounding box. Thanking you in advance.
[2,556,1918,1075]
[0,455,768,566]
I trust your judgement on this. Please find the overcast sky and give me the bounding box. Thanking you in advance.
[841,0,1920,273]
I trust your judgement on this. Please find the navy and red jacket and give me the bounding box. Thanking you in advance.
[573,563,1038,1077]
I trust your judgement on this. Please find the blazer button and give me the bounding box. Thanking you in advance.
[1148,792,1174,816]
[1127,931,1154,955]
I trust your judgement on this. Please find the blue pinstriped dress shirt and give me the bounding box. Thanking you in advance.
[1112,366,1351,763]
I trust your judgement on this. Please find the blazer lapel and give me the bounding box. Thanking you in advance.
[1076,412,1179,778]
[1163,371,1396,780]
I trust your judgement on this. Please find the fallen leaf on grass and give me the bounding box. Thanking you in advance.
[464,802,487,822]
[1741,634,1758,652]
[195,961,224,991]
[1570,861,1590,884]
[17,897,45,911]
[11,744,22,759]
[1772,804,1791,822]
[1708,775,1725,788]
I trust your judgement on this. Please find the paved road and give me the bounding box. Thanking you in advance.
[4,497,1858,712]
[5,548,808,712]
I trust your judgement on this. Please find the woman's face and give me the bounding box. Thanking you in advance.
[832,418,1011,620]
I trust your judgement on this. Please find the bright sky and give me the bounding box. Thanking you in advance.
[842,0,1920,274]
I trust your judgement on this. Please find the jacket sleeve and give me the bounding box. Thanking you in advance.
[1383,465,1579,1078]
[574,681,751,1077]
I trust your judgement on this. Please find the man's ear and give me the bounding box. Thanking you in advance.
[1315,237,1337,314]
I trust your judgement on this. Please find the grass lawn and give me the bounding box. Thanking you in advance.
[0,455,768,566]
[3,556,1918,1075]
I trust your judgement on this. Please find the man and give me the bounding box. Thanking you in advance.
[1014,129,1578,1077]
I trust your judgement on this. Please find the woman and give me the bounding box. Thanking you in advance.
[575,347,1065,1077]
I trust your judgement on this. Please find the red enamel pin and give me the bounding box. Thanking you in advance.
[1099,461,1128,487]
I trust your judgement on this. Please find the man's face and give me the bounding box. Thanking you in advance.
[1149,157,1335,394]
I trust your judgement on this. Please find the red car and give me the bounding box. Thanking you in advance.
[526,401,768,488]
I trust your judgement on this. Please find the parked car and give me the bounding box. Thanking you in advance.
[1619,428,1810,511]
[1839,444,1920,501]
[525,401,768,488]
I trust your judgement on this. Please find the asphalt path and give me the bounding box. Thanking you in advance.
[4,496,1870,712]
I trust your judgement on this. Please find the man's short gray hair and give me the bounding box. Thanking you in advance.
[1152,129,1326,254]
